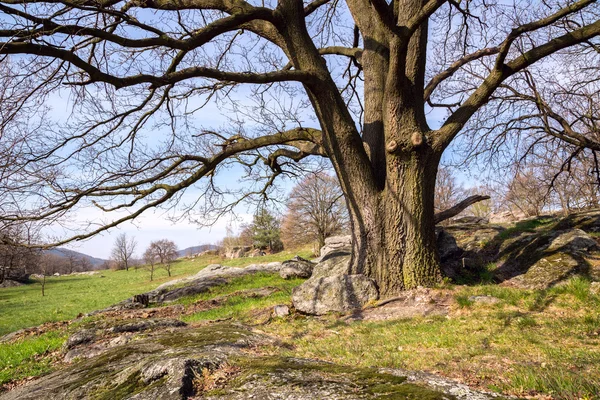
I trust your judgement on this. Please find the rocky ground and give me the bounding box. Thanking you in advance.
[3,210,600,399]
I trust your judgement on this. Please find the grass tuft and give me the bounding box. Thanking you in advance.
[0,330,66,387]
[497,217,555,240]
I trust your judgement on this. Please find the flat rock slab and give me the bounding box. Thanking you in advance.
[0,323,510,400]
[345,288,455,322]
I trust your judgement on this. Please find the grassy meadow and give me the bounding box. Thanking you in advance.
[0,247,312,336]
[2,242,600,398]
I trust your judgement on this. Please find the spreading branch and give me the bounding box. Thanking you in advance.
[434,195,491,224]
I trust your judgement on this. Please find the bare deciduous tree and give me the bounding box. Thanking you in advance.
[281,173,348,249]
[111,233,137,271]
[147,239,178,276]
[0,225,41,283]
[434,167,465,214]
[143,246,158,281]
[0,0,599,294]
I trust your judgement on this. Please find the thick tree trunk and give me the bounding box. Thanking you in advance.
[279,0,442,296]
[347,148,442,296]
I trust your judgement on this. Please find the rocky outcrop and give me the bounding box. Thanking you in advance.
[1,322,503,400]
[279,256,315,279]
[0,279,23,288]
[291,249,372,315]
[292,274,378,315]
[546,228,597,253]
[89,262,286,314]
[223,246,252,259]
[319,235,352,258]
[503,252,584,290]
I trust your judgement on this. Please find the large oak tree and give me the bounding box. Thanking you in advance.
[0,0,599,295]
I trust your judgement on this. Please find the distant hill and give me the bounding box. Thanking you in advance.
[177,244,220,258]
[46,248,109,268]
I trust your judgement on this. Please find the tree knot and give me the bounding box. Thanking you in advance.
[411,132,424,147]
[386,140,399,153]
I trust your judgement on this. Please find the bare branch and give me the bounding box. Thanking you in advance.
[434,194,490,224]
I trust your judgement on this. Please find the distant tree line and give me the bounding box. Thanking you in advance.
[0,225,97,285]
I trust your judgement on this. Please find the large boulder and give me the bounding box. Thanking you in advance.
[319,235,352,258]
[279,256,314,279]
[311,253,352,278]
[292,274,378,315]
[0,279,23,288]
[496,227,600,289]
[436,228,461,262]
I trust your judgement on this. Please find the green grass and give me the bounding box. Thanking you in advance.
[0,330,67,386]
[179,273,305,323]
[262,279,600,399]
[497,217,555,240]
[0,247,312,336]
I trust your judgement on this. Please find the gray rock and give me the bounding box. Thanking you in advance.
[244,261,282,274]
[64,329,96,350]
[155,277,228,303]
[505,252,582,290]
[292,274,378,315]
[0,279,23,288]
[0,324,262,400]
[320,235,352,258]
[546,229,597,253]
[468,295,501,304]
[272,305,290,317]
[311,253,351,279]
[452,216,489,224]
[108,318,186,334]
[436,228,461,261]
[151,261,286,301]
[380,367,509,400]
[279,257,314,279]
[223,245,252,259]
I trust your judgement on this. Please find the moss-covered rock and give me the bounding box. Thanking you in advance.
[503,252,582,290]
[0,324,264,400]
[0,323,504,400]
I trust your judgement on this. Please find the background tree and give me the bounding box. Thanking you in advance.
[434,167,466,215]
[79,257,93,272]
[62,252,82,275]
[281,173,349,249]
[148,239,178,276]
[110,233,137,272]
[0,225,41,283]
[0,0,599,294]
[250,208,283,253]
[142,247,158,281]
[37,252,68,295]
